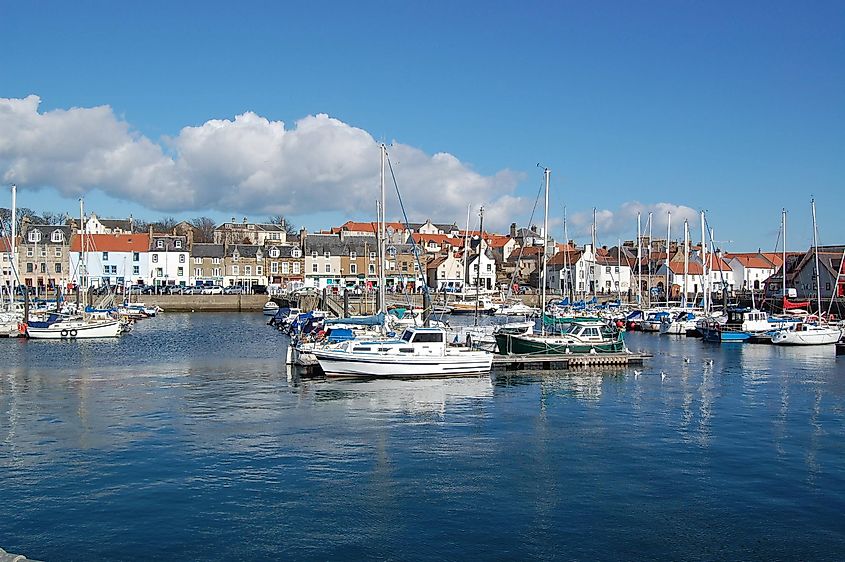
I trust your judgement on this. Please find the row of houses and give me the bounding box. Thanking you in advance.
[1,214,843,300]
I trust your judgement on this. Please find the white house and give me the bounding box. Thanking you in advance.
[70,233,150,288]
[465,248,497,291]
[725,253,779,292]
[594,253,632,295]
[1,236,17,293]
[303,234,344,289]
[426,252,465,291]
[148,234,190,287]
[84,213,134,235]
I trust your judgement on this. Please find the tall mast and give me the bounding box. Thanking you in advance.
[700,210,707,313]
[683,219,689,308]
[79,197,85,307]
[636,212,641,305]
[617,238,622,302]
[462,203,471,293]
[562,206,568,299]
[811,198,822,318]
[666,210,671,307]
[540,167,549,335]
[10,185,16,298]
[591,207,597,300]
[475,206,484,325]
[378,144,386,316]
[782,208,787,303]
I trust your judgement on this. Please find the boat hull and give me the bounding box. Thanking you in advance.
[771,328,842,345]
[313,349,493,378]
[495,333,625,355]
[27,319,122,339]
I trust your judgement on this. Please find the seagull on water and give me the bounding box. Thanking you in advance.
[683,357,690,363]
[705,359,714,366]
[661,371,667,381]
[634,370,641,379]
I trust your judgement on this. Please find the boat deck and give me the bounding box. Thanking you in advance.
[492,351,650,370]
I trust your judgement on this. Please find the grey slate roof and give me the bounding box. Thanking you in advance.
[99,218,133,231]
[20,224,72,245]
[266,244,302,258]
[191,243,224,258]
[227,244,264,259]
[150,235,188,252]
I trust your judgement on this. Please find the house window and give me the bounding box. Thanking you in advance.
[271,262,279,274]
[212,258,220,265]
[351,264,357,274]
[152,254,158,263]
[51,230,63,243]
[157,240,164,249]
[40,248,46,257]
[401,264,408,272]
[826,282,831,291]
[291,248,301,258]
[156,268,163,277]
[174,240,182,249]
[233,254,239,262]
[28,231,40,243]
[282,262,289,274]
[179,254,185,263]
[312,251,318,259]
[26,263,33,273]
[324,251,330,259]
[194,268,201,276]
[615,267,620,273]
[293,263,300,274]
[232,265,239,275]
[350,251,357,259]
[26,248,33,257]
[103,252,110,261]
[177,267,184,276]
[257,266,263,276]
[369,264,375,275]
[486,264,492,272]
[325,264,331,273]
[312,264,318,273]
[54,248,61,257]
[212,267,221,277]
[134,266,140,275]
[55,263,62,273]
[133,252,140,262]
[245,266,252,275]
[369,252,376,261]
[270,248,280,258]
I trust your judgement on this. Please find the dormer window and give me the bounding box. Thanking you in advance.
[311,251,318,259]
[291,248,301,258]
[28,230,41,243]
[233,252,239,262]
[51,230,64,243]
[174,240,182,249]
[324,251,330,259]
[156,240,164,249]
[269,247,280,258]
[350,251,357,259]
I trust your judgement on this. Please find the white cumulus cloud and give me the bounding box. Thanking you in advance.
[569,201,702,243]
[0,95,525,229]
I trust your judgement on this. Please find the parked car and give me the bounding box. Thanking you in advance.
[182,286,202,295]
[251,284,268,295]
[224,286,244,295]
[164,285,184,295]
[201,285,223,295]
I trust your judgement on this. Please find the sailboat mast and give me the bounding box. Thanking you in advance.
[540,168,549,336]
[379,144,386,315]
[636,212,641,305]
[79,198,85,307]
[591,207,597,300]
[700,210,707,313]
[666,210,671,307]
[683,220,689,308]
[782,208,787,304]
[475,206,484,324]
[647,212,653,306]
[617,238,622,302]
[562,206,568,299]
[462,203,471,293]
[811,198,822,318]
[10,185,16,297]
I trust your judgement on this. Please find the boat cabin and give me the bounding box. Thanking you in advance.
[346,327,449,356]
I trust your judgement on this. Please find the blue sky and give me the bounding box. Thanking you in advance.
[1,0,843,250]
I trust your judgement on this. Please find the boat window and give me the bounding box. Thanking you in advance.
[412,332,444,343]
[353,346,371,351]
[399,348,414,352]
[378,347,390,352]
[401,331,413,342]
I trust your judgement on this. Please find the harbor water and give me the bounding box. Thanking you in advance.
[1,313,844,560]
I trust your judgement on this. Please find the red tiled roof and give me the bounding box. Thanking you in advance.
[70,233,150,253]
[725,254,777,269]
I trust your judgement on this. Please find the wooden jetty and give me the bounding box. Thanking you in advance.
[492,351,650,371]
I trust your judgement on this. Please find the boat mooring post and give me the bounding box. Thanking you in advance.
[423,290,431,327]
[343,288,349,318]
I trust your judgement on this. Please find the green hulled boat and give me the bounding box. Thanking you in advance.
[496,320,625,355]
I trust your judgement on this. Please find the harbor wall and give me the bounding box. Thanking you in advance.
[141,294,268,312]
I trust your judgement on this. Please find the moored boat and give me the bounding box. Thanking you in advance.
[495,319,625,355]
[771,322,842,345]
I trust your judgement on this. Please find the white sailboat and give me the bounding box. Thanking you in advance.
[771,200,841,346]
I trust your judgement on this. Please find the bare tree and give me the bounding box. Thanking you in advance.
[268,215,296,236]
[40,211,66,225]
[191,216,217,243]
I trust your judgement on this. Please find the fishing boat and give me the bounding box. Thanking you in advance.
[495,319,625,355]
[659,310,701,335]
[449,296,497,315]
[263,300,280,316]
[493,301,540,317]
[313,326,493,378]
[700,308,772,343]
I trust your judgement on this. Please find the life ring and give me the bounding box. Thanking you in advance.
[60,329,69,338]
[17,322,26,334]
[70,329,78,337]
